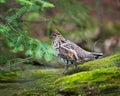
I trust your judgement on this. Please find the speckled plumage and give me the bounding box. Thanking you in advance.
[50,30,103,74]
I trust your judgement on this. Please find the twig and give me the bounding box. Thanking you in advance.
[9,56,33,67]
[7,22,18,33]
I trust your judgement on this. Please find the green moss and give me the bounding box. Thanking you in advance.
[79,53,120,71]
[12,70,61,96]
[0,54,120,96]
[0,70,19,80]
[55,68,120,95]
[55,53,120,96]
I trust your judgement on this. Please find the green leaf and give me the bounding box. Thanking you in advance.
[41,1,54,8]
[43,3,54,8]
[10,48,18,53]
[34,43,44,59]
[17,0,33,6]
[44,53,53,62]
[47,47,55,54]
[17,45,24,51]
[15,36,23,47]
[7,42,14,47]
[25,49,33,56]
[0,0,6,3]
[0,25,11,33]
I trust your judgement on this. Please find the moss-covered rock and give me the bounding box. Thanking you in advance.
[0,54,120,96]
[0,69,60,96]
[55,54,120,96]
[80,53,120,70]
[55,68,120,95]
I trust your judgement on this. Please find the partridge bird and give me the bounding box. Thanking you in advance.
[50,30,103,74]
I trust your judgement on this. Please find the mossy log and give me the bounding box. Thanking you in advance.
[55,54,120,96]
[0,54,120,96]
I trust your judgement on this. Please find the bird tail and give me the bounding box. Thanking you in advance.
[91,52,103,59]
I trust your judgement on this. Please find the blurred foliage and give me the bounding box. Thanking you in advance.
[47,0,97,49]
[0,0,55,65]
[51,0,94,28]
[0,0,95,65]
[0,0,6,3]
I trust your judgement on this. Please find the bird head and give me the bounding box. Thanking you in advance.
[50,29,61,39]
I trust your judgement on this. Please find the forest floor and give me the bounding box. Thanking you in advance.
[0,54,120,96]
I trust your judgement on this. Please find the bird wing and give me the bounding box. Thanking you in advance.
[58,39,103,62]
[55,40,79,61]
[60,40,90,59]
[58,47,77,61]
